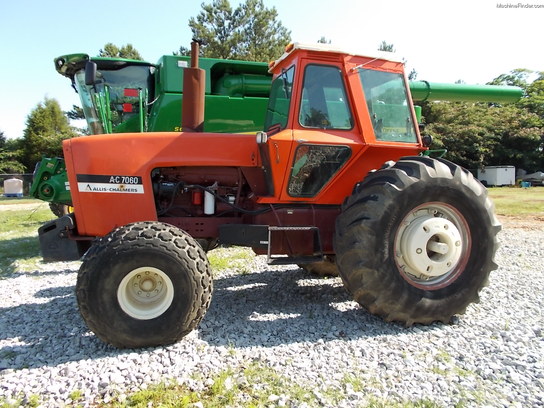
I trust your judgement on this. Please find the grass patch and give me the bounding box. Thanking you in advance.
[0,205,52,236]
[207,246,256,273]
[0,205,54,276]
[0,197,43,206]
[104,362,317,407]
[68,389,84,403]
[0,394,40,408]
[364,398,443,408]
[98,363,446,408]
[487,186,544,217]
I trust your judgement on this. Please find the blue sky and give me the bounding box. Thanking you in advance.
[1,0,542,139]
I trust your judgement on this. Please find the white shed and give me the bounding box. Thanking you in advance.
[477,166,515,186]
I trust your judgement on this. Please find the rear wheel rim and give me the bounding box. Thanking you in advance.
[394,202,471,290]
[117,267,174,320]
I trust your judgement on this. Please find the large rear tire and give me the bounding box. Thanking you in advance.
[76,221,213,348]
[334,157,500,325]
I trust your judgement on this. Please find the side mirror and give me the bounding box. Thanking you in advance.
[85,61,97,86]
[422,134,433,147]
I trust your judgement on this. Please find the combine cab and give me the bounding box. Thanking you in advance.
[53,52,272,134]
[32,42,522,348]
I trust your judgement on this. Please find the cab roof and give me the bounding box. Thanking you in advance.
[269,42,404,72]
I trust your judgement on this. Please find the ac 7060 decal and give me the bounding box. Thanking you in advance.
[76,174,144,194]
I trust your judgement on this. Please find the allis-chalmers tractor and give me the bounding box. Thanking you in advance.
[32,42,522,348]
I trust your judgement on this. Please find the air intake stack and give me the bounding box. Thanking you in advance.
[181,40,205,132]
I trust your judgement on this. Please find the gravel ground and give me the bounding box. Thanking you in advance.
[0,223,543,407]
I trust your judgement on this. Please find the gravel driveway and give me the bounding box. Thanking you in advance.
[0,222,543,407]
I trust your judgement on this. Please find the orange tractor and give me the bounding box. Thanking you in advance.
[36,42,520,348]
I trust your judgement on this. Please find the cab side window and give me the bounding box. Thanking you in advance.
[299,65,353,130]
[288,144,351,197]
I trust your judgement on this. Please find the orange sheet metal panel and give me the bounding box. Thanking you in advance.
[64,132,260,236]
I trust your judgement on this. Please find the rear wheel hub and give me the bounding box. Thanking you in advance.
[395,203,469,289]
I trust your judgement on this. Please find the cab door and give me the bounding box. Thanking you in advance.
[280,62,361,203]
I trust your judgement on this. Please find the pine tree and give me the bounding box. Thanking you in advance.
[98,43,143,60]
[20,98,77,171]
[187,0,291,61]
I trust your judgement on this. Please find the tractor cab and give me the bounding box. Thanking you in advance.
[265,44,418,144]
[55,54,154,134]
[258,43,424,205]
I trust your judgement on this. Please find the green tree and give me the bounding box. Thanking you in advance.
[425,101,543,172]
[20,98,77,171]
[174,45,191,56]
[238,0,291,61]
[0,132,25,173]
[65,104,84,120]
[98,43,143,60]
[378,41,395,52]
[520,72,544,124]
[187,0,291,61]
[488,68,533,89]
[488,68,543,121]
[421,69,544,173]
[188,0,243,59]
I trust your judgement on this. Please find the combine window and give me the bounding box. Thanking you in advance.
[74,65,153,134]
[299,65,353,130]
[359,69,417,143]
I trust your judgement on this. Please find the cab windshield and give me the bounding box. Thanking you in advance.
[74,64,153,134]
[359,69,417,143]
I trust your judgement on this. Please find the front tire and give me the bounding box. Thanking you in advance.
[76,221,213,348]
[49,202,70,218]
[334,157,500,325]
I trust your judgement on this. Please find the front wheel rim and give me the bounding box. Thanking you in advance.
[117,267,175,320]
[394,202,471,290]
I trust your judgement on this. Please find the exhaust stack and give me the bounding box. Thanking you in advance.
[181,40,205,132]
